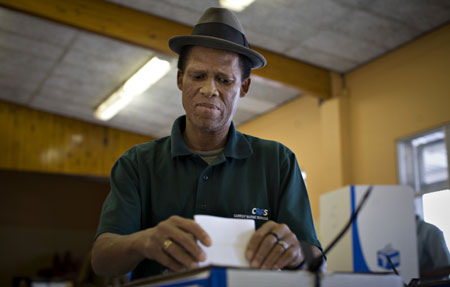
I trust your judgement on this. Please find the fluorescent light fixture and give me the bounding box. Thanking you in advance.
[95,56,171,121]
[219,0,255,12]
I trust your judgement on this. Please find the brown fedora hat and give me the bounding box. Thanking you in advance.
[169,7,266,69]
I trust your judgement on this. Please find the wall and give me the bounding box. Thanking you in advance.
[0,169,110,286]
[346,23,450,185]
[0,100,154,177]
[239,23,450,227]
[0,100,154,284]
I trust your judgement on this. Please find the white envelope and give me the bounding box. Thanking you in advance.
[194,215,255,268]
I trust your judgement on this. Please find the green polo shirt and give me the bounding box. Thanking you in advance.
[96,115,321,279]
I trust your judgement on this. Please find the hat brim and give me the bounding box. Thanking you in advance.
[169,35,266,69]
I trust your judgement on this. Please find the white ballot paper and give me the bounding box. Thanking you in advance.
[194,215,255,268]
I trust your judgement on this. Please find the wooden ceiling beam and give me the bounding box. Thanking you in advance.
[0,0,330,99]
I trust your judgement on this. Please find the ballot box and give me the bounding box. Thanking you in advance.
[124,266,404,287]
[319,185,419,283]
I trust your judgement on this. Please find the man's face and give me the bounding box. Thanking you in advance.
[177,46,250,134]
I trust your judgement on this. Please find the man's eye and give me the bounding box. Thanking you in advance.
[219,78,232,84]
[192,74,205,80]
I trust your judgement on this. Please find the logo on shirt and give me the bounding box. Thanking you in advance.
[233,207,269,221]
[252,208,268,216]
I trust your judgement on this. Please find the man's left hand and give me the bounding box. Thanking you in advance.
[245,221,303,270]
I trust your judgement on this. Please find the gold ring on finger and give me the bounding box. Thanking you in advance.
[277,240,289,250]
[163,239,173,251]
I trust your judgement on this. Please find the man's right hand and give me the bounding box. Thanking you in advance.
[91,216,212,276]
[136,215,212,271]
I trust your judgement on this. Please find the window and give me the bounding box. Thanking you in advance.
[422,190,450,251]
[397,124,450,250]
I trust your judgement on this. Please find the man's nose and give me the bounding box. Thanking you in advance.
[200,79,219,97]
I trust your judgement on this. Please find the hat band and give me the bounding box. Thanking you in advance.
[191,22,250,48]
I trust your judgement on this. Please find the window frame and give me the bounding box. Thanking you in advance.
[397,124,450,216]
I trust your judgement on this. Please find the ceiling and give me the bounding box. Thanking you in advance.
[1,0,449,138]
[109,0,450,72]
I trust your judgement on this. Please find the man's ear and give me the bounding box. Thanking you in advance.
[177,70,183,91]
[240,77,251,98]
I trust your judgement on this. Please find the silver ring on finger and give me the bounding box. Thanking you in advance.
[277,240,289,251]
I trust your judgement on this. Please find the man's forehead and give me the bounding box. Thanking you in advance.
[191,46,239,58]
[186,46,241,66]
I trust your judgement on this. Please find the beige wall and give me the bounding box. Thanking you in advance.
[239,23,450,226]
[346,23,450,185]
[0,101,153,177]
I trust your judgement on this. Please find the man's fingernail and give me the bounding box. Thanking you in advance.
[200,252,206,261]
[246,250,253,260]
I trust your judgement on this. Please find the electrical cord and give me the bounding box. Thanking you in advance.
[386,254,408,287]
[297,186,373,282]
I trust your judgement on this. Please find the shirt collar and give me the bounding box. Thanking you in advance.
[170,115,253,159]
[223,120,253,159]
[171,116,192,157]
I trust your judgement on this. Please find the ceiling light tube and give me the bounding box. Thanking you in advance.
[95,56,171,121]
[219,0,255,12]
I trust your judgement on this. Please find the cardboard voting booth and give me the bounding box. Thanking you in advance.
[319,185,419,283]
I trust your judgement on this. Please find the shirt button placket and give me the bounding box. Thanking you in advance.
[197,170,210,213]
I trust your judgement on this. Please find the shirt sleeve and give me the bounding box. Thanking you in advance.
[95,148,142,239]
[276,147,322,250]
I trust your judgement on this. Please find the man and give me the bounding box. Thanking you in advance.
[91,7,323,280]
[416,216,450,275]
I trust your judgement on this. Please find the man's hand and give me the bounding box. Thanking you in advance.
[245,221,303,270]
[91,216,211,276]
[137,215,212,271]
